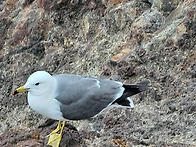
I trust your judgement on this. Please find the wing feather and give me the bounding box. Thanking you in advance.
[53,74,124,120]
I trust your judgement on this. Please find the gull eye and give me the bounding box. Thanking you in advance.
[35,83,40,86]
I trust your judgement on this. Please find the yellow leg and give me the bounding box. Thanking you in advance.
[47,121,66,147]
[48,121,62,135]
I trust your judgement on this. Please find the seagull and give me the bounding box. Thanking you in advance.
[12,71,149,147]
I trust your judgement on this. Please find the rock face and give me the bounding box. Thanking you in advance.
[0,0,196,146]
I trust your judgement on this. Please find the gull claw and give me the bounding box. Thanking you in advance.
[47,121,66,147]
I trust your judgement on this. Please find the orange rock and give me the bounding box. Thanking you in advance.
[110,0,126,5]
[111,48,130,62]
[5,0,18,10]
[112,137,127,147]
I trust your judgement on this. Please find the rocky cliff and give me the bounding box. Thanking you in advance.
[0,0,196,146]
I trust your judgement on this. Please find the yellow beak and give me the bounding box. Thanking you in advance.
[12,85,28,95]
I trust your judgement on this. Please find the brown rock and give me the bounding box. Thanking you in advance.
[0,0,196,146]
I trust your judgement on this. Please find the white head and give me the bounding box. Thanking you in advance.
[24,71,54,96]
[13,71,64,120]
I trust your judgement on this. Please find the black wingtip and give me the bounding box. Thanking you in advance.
[137,80,149,92]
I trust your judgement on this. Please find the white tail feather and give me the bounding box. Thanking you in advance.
[127,97,134,108]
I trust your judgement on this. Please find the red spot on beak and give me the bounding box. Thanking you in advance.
[12,90,18,95]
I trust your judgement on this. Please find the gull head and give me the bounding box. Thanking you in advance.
[24,71,54,96]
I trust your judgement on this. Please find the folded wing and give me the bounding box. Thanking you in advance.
[53,74,124,120]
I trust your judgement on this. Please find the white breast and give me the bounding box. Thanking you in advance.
[27,93,66,121]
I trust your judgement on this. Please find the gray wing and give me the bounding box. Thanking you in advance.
[53,74,124,120]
